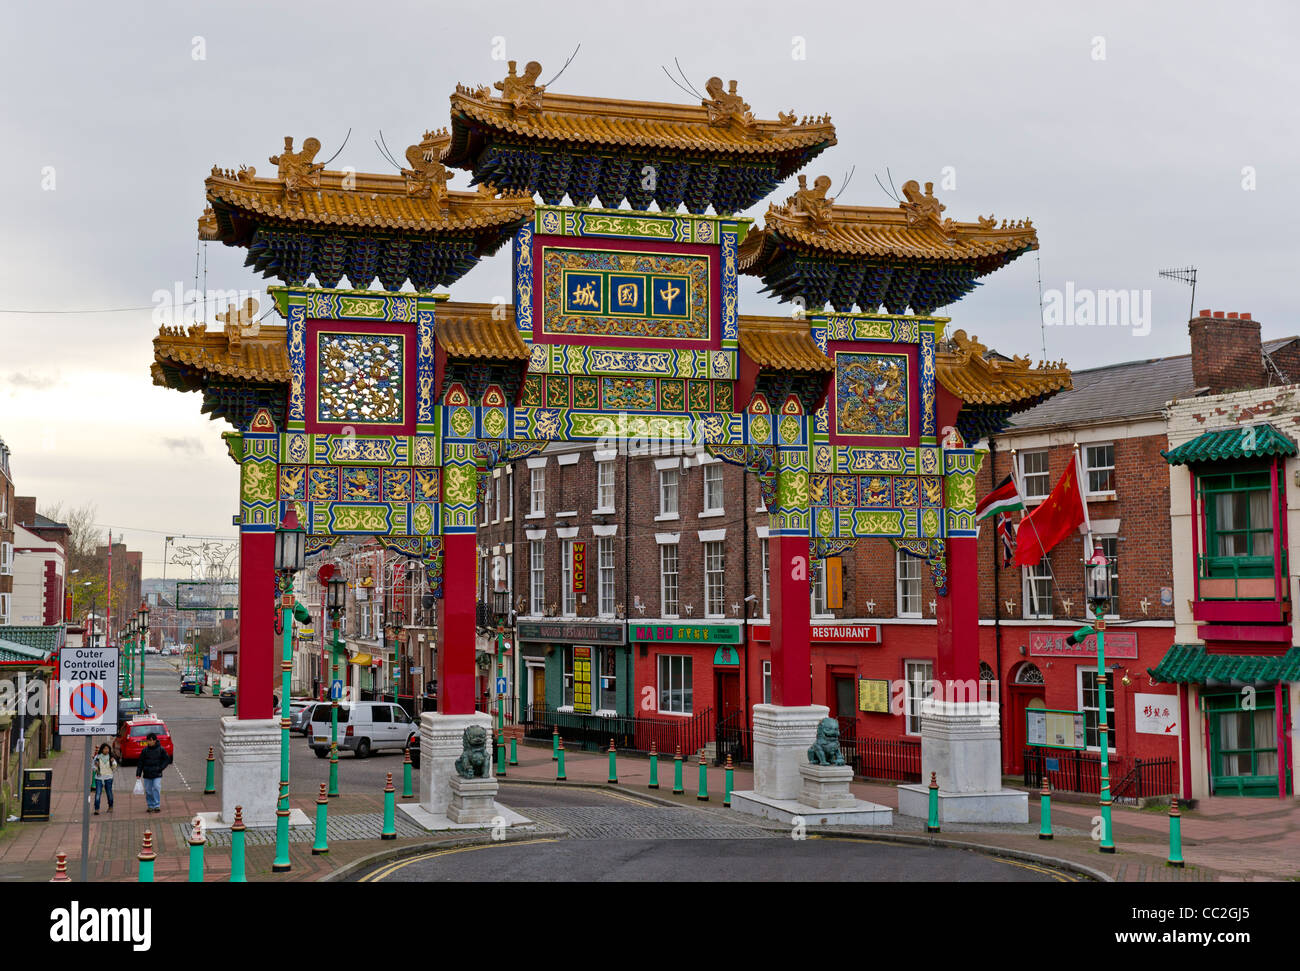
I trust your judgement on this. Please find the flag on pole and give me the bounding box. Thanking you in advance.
[995,512,1017,568]
[976,475,1025,522]
[1013,459,1088,567]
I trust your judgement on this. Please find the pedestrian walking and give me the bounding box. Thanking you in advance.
[135,733,172,814]
[92,743,118,815]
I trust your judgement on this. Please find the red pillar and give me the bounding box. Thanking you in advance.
[769,535,812,707]
[237,531,275,720]
[436,532,477,715]
[935,536,979,688]
[1178,684,1194,801]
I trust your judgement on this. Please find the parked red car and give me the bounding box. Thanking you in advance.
[115,717,175,764]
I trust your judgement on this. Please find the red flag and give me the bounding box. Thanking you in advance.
[1013,459,1086,566]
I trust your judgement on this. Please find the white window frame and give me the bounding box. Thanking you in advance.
[493,474,502,524]
[597,536,616,617]
[1078,666,1117,753]
[896,548,923,618]
[660,543,680,618]
[762,659,772,704]
[0,542,11,577]
[904,660,934,736]
[703,540,725,618]
[529,540,545,616]
[561,540,576,616]
[0,592,9,625]
[506,467,514,520]
[658,468,679,520]
[595,460,615,514]
[1020,449,1051,504]
[1022,556,1054,619]
[1083,442,1116,498]
[810,558,830,618]
[657,654,693,715]
[701,463,724,517]
[760,538,770,618]
[529,468,546,517]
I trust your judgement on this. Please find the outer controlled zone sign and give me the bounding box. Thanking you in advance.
[58,646,119,736]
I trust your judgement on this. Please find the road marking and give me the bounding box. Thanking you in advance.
[995,857,1078,882]
[361,838,557,882]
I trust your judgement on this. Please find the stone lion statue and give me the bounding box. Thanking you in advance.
[807,717,846,766]
[454,725,491,779]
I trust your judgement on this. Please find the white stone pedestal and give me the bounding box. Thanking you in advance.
[798,763,856,809]
[730,705,893,826]
[897,699,1028,823]
[218,716,281,828]
[447,775,500,824]
[418,711,494,818]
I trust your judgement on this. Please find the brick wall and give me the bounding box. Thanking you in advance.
[1189,311,1264,394]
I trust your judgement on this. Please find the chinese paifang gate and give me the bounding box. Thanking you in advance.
[152,61,1072,826]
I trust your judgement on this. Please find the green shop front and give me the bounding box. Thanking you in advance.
[517,620,629,730]
[1150,644,1298,799]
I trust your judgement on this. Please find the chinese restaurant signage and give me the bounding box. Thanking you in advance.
[573,645,592,713]
[517,621,625,644]
[1029,630,1137,660]
[629,624,742,644]
[572,541,587,593]
[858,678,890,713]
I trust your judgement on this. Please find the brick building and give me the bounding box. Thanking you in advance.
[95,540,143,643]
[10,498,69,627]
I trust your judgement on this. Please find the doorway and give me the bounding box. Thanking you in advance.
[1006,662,1046,775]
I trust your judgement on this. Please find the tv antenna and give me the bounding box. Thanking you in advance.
[1158,266,1198,322]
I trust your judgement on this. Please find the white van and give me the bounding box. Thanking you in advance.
[309,701,415,759]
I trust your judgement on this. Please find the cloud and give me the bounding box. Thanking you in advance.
[6,371,61,392]
[161,437,204,455]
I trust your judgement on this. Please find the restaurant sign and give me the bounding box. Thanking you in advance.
[516,621,625,644]
[1029,629,1137,660]
[629,624,742,644]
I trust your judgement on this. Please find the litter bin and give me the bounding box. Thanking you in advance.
[21,767,52,821]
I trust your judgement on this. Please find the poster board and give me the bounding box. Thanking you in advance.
[1026,707,1086,750]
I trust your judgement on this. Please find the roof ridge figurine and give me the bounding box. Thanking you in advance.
[494,59,545,113]
[703,76,755,129]
[269,135,325,202]
[900,179,946,226]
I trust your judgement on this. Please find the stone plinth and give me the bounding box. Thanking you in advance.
[751,704,829,801]
[447,775,500,824]
[896,699,1027,824]
[798,762,856,809]
[418,711,494,819]
[219,716,280,827]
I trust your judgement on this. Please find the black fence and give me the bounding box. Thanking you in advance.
[521,705,715,755]
[1023,748,1177,803]
[840,735,923,783]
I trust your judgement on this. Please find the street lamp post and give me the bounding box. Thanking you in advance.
[138,600,150,711]
[1068,552,1116,854]
[492,584,510,776]
[272,508,306,874]
[326,571,347,798]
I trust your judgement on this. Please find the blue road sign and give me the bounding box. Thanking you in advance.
[1045,757,1060,772]
[495,677,507,695]
[330,679,343,700]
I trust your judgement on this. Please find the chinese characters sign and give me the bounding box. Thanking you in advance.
[858,678,890,713]
[1134,693,1178,736]
[573,645,592,714]
[1029,629,1137,659]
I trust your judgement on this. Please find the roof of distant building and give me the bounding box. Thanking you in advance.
[1008,337,1300,431]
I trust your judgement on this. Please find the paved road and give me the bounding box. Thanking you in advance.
[357,785,1076,882]
[136,661,419,797]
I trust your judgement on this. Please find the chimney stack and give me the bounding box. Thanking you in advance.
[1189,310,1264,394]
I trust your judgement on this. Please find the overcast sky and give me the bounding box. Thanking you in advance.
[2,0,1296,574]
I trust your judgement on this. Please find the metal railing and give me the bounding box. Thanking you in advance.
[840,735,923,783]
[520,705,715,755]
[1023,748,1176,803]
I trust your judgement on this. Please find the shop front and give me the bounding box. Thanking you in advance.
[516,620,628,717]
[629,622,745,730]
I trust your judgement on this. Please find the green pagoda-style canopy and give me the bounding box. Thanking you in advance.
[1149,644,1300,686]
[1162,422,1298,466]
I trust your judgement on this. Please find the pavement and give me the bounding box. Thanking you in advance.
[4,673,1299,881]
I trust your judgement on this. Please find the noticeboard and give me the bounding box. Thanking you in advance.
[858,678,890,714]
[1026,708,1086,750]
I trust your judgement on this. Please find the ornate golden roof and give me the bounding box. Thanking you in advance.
[436,303,531,361]
[738,317,834,372]
[444,62,835,163]
[740,177,1038,266]
[152,321,290,390]
[935,330,1071,406]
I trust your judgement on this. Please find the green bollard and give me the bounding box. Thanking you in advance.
[1167,798,1185,868]
[509,735,518,767]
[137,830,156,883]
[312,784,329,855]
[608,739,619,784]
[672,746,684,795]
[648,743,659,790]
[230,806,247,883]
[552,725,559,761]
[696,752,709,801]
[382,773,397,840]
[557,739,567,781]
[926,772,941,834]
[328,743,340,798]
[497,731,507,778]
[724,755,734,808]
[188,818,206,883]
[1038,776,1053,839]
[204,746,217,795]
[402,749,414,799]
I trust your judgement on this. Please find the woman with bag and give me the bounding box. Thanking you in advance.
[92,743,118,815]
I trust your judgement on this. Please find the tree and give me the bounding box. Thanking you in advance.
[37,501,103,577]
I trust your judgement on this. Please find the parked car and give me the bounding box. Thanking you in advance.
[219,686,237,708]
[180,674,197,694]
[309,701,415,759]
[116,698,150,729]
[289,700,320,736]
[115,717,174,764]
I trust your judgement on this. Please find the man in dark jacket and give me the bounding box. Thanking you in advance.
[136,733,172,813]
